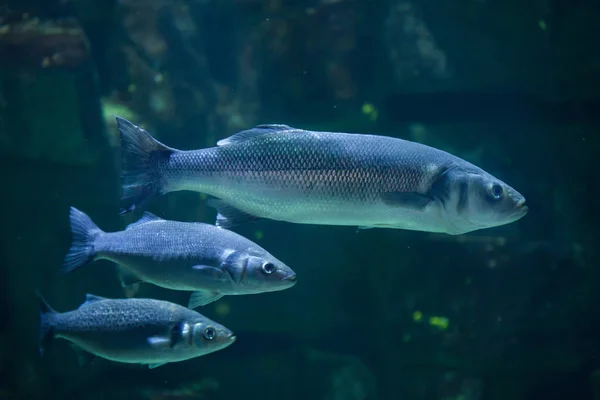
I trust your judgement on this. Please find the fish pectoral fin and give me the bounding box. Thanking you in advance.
[148,362,168,369]
[125,212,164,230]
[192,265,229,279]
[380,192,434,210]
[188,290,224,309]
[147,336,171,349]
[206,199,262,229]
[216,124,295,146]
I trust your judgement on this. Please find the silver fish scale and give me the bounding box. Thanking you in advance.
[56,299,189,333]
[168,129,451,204]
[96,221,249,263]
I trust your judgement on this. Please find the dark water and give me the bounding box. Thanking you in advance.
[1,0,600,399]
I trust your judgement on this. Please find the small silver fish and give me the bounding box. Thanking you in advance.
[116,117,528,235]
[37,292,235,368]
[63,207,297,308]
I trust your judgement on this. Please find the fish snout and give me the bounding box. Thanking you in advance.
[219,328,236,345]
[508,188,527,208]
[506,188,529,217]
[282,272,297,284]
[516,198,529,214]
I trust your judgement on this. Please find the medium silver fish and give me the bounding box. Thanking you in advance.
[38,292,235,368]
[63,207,297,308]
[116,117,528,235]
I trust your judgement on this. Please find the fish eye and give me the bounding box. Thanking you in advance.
[204,327,216,340]
[489,183,504,200]
[261,262,275,274]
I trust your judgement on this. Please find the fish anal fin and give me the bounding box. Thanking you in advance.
[148,362,167,369]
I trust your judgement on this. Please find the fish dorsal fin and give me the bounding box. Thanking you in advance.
[216,124,295,146]
[82,293,108,306]
[125,212,164,230]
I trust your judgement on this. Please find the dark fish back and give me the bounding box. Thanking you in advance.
[94,221,241,261]
[55,299,187,334]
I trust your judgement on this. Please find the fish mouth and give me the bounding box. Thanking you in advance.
[513,197,528,214]
[504,199,528,223]
[229,334,237,342]
[282,273,297,284]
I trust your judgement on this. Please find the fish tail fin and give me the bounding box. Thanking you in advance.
[62,207,103,274]
[116,116,176,214]
[36,290,57,356]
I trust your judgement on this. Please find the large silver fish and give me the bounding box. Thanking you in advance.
[63,207,297,308]
[116,117,528,235]
[38,292,235,368]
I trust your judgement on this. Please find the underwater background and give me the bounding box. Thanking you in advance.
[1,0,600,399]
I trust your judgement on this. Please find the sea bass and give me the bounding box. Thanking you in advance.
[116,117,528,235]
[38,292,235,368]
[63,207,297,308]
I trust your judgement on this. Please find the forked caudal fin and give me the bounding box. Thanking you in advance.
[116,116,176,214]
[62,207,104,274]
[36,290,57,356]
